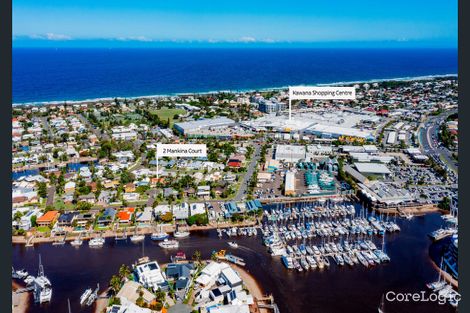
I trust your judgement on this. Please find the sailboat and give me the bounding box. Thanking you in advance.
[426,257,447,291]
[33,255,52,303]
[151,224,169,241]
[130,227,145,242]
[174,223,190,239]
[115,227,128,241]
[71,233,83,246]
[378,294,385,313]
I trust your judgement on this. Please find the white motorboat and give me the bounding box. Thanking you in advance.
[80,288,92,305]
[158,239,179,249]
[71,238,83,246]
[174,231,190,239]
[130,234,145,242]
[228,241,239,248]
[89,237,105,247]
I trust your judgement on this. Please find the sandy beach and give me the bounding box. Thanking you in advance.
[12,280,30,313]
[94,288,110,313]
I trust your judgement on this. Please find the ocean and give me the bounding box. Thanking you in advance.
[12,48,457,104]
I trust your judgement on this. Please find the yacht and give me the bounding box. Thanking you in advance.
[281,255,294,269]
[158,239,179,249]
[130,234,145,242]
[228,241,239,248]
[33,256,52,304]
[80,288,92,305]
[89,237,105,247]
[151,232,169,241]
[71,238,83,246]
[174,231,190,238]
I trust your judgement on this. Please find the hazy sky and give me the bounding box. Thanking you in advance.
[13,0,457,47]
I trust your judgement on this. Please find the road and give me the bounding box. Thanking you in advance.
[39,116,54,140]
[418,110,458,174]
[76,113,109,141]
[46,186,56,207]
[234,144,261,202]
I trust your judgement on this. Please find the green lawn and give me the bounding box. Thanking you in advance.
[149,107,185,126]
[36,226,51,233]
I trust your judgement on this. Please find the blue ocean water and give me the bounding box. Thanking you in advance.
[13,48,457,104]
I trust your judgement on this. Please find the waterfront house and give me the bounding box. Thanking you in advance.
[74,212,96,228]
[17,209,42,230]
[220,268,243,290]
[116,281,156,306]
[96,208,116,228]
[134,261,168,292]
[154,204,171,217]
[136,207,153,226]
[196,262,230,288]
[36,211,59,227]
[117,208,134,224]
[190,203,206,216]
[173,203,189,220]
[57,212,78,227]
[165,263,194,290]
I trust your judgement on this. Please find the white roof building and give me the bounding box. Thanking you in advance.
[275,145,306,162]
[134,261,166,291]
[354,163,391,175]
[190,203,206,216]
[196,261,230,288]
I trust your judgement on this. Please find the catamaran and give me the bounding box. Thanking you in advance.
[33,255,52,304]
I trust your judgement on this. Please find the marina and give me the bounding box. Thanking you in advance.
[261,200,396,272]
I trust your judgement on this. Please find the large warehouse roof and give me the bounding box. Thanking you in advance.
[174,117,235,133]
[354,162,391,175]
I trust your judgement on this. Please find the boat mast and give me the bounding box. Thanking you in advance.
[38,254,44,277]
[68,298,72,313]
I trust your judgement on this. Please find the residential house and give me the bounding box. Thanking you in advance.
[36,211,59,227]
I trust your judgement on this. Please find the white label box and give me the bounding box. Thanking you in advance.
[156,144,207,157]
[289,86,356,100]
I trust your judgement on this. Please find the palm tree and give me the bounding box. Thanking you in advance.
[192,250,202,265]
[119,264,131,280]
[109,275,122,293]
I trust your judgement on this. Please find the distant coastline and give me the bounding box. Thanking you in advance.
[12,73,457,107]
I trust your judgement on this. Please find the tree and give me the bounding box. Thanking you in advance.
[76,201,92,211]
[160,212,173,223]
[192,250,202,265]
[120,169,135,185]
[37,182,48,198]
[30,215,37,227]
[438,197,451,211]
[119,264,131,280]
[109,275,122,293]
